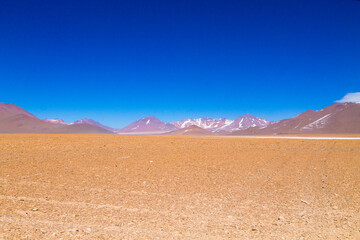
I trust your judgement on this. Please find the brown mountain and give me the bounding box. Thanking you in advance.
[0,103,113,134]
[232,103,360,135]
[116,116,178,133]
[164,125,215,136]
[0,103,37,120]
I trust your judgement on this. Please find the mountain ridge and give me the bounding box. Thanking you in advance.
[1,102,359,134]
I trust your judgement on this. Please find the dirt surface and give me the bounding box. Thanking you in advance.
[223,135,360,140]
[0,134,359,239]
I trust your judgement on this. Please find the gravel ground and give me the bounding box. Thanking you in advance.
[0,134,359,239]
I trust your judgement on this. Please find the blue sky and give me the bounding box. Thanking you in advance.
[1,0,359,128]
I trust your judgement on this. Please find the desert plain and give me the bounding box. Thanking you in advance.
[0,134,359,239]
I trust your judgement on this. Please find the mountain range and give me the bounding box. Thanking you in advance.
[43,114,271,134]
[0,102,359,135]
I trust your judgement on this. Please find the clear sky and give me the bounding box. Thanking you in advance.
[1,0,359,128]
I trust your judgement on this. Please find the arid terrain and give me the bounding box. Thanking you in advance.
[0,134,359,239]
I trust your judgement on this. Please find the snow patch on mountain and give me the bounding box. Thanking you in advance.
[42,119,69,125]
[301,114,332,130]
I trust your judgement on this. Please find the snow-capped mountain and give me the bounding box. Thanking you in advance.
[170,115,270,132]
[214,114,270,132]
[116,116,178,133]
[170,118,232,131]
[43,119,69,125]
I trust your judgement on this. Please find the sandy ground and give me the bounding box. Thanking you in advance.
[225,136,360,140]
[0,134,359,239]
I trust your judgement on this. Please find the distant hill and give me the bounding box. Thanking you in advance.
[72,118,116,132]
[232,103,360,135]
[164,125,214,136]
[0,103,113,134]
[116,116,177,133]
